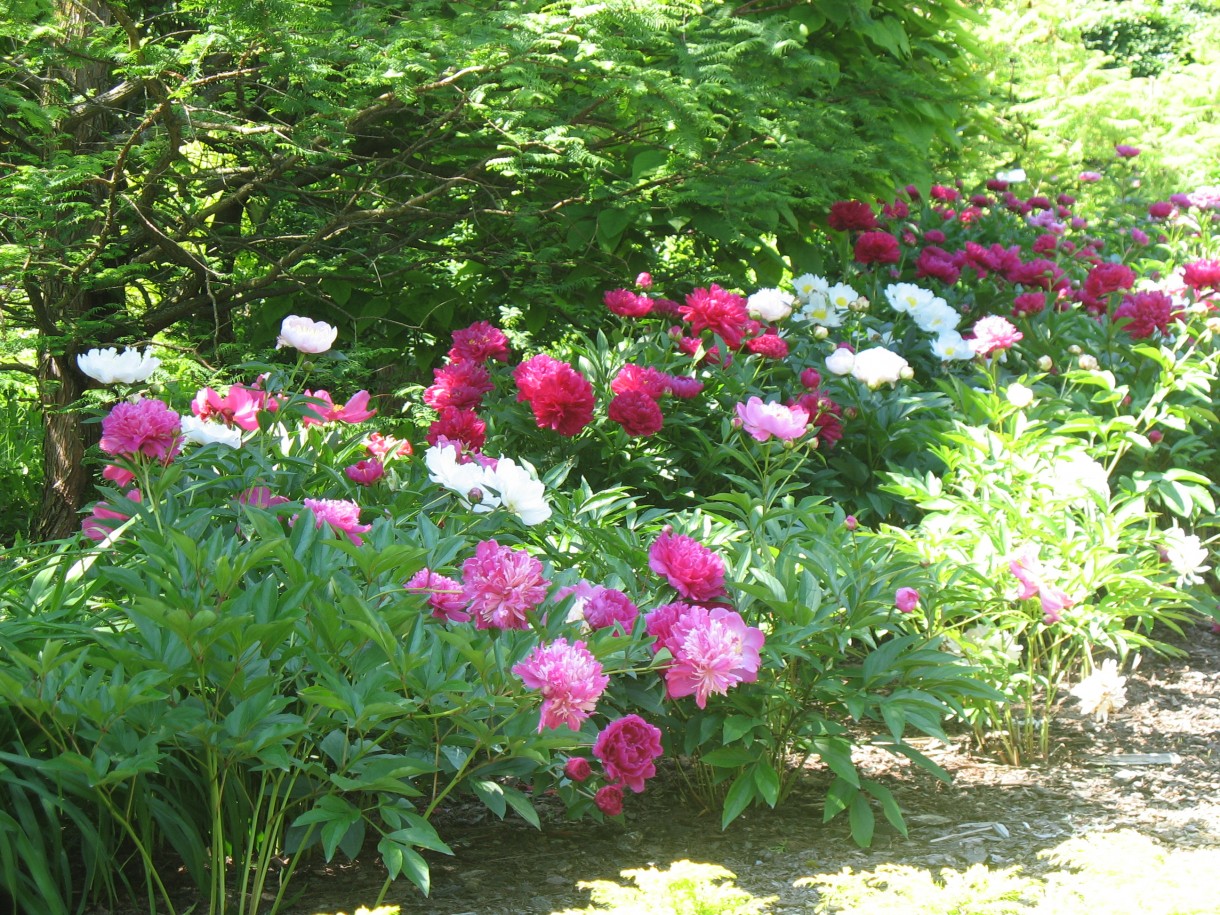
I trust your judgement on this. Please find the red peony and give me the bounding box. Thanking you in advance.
[853,230,901,265]
[1114,290,1180,339]
[424,360,494,411]
[679,284,750,349]
[513,354,595,436]
[607,391,664,437]
[426,406,487,451]
[827,200,878,232]
[744,333,789,359]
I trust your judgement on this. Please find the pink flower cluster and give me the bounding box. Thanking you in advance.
[513,638,609,731]
[295,498,372,545]
[1010,546,1075,625]
[192,380,281,431]
[646,603,764,708]
[100,398,182,463]
[461,539,550,629]
[302,389,376,426]
[404,568,469,622]
[82,488,142,542]
[648,528,726,602]
[422,320,510,452]
[514,354,596,437]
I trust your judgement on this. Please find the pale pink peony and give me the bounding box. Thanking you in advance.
[461,539,550,630]
[512,638,609,732]
[297,498,372,545]
[1010,546,1076,625]
[663,607,764,708]
[735,396,809,442]
[969,315,1023,357]
[404,568,469,622]
[648,529,726,602]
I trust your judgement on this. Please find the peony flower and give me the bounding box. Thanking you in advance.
[100,398,181,462]
[895,587,920,613]
[424,361,495,412]
[345,457,385,486]
[1006,383,1035,409]
[297,498,372,545]
[512,638,609,731]
[608,391,664,437]
[744,333,789,359]
[404,568,470,622]
[851,347,909,388]
[426,407,486,452]
[1070,659,1127,724]
[180,415,243,449]
[746,287,795,322]
[1115,144,1141,159]
[825,345,856,376]
[192,383,269,431]
[735,397,809,443]
[611,363,670,400]
[77,346,160,385]
[792,273,830,302]
[828,200,878,232]
[82,489,142,542]
[484,457,552,526]
[1162,526,1210,587]
[582,587,639,633]
[680,284,750,349]
[854,230,901,265]
[648,528,726,602]
[1079,171,1102,183]
[426,442,497,513]
[564,757,592,782]
[663,606,764,709]
[1114,290,1179,340]
[236,486,290,510]
[931,331,975,362]
[911,297,961,335]
[594,784,624,815]
[277,315,338,354]
[968,316,1023,357]
[798,292,846,328]
[1182,259,1220,292]
[885,283,936,316]
[513,354,595,436]
[1009,545,1076,625]
[448,321,510,364]
[604,288,653,318]
[461,539,549,630]
[594,715,664,793]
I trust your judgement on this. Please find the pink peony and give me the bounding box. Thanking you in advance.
[895,587,920,613]
[424,361,494,412]
[298,498,372,545]
[1183,259,1220,292]
[828,200,878,232]
[607,391,664,437]
[645,601,695,658]
[1114,290,1179,339]
[365,432,414,458]
[461,539,549,630]
[744,333,789,359]
[1012,292,1047,317]
[100,398,181,462]
[1115,144,1141,159]
[1010,546,1076,625]
[344,457,384,486]
[735,396,809,443]
[594,784,624,815]
[404,568,470,622]
[648,529,726,602]
[102,463,135,487]
[448,321,510,364]
[793,392,844,448]
[82,489,142,541]
[236,486,290,509]
[512,638,609,732]
[968,315,1023,357]
[662,606,764,709]
[513,354,595,436]
[611,363,670,400]
[1079,171,1102,183]
[583,587,639,633]
[915,246,961,285]
[426,407,486,452]
[192,383,273,431]
[854,230,901,265]
[1148,201,1174,220]
[564,757,592,782]
[664,374,704,399]
[680,284,750,349]
[604,288,654,318]
[594,714,663,793]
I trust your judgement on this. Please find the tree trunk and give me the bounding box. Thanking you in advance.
[35,351,95,542]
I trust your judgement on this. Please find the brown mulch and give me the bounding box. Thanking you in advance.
[273,622,1220,915]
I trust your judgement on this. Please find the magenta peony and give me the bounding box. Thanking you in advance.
[461,539,549,630]
[648,529,726,602]
[100,398,181,462]
[594,715,663,793]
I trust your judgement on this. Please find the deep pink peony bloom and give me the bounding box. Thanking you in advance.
[1183,259,1220,291]
[680,284,750,349]
[744,333,789,359]
[583,587,640,633]
[827,200,878,232]
[102,463,135,487]
[564,757,592,782]
[82,489,142,541]
[1012,292,1047,317]
[448,321,510,364]
[513,638,609,732]
[1148,201,1174,220]
[298,498,372,545]
[663,606,764,708]
[915,246,961,285]
[930,184,960,202]
[635,272,653,289]
[611,363,670,400]
[513,355,595,436]
[969,315,1023,356]
[604,288,654,318]
[648,529,726,602]
[594,714,663,793]
[800,368,822,390]
[100,398,181,462]
[735,396,808,442]
[664,374,704,399]
[608,392,664,437]
[1114,290,1180,339]
[793,391,844,447]
[1080,261,1138,314]
[854,230,901,265]
[895,587,920,613]
[1115,144,1141,159]
[594,784,624,815]
[404,568,470,622]
[424,361,494,412]
[645,601,695,658]
[426,406,486,452]
[192,384,268,431]
[344,457,384,486]
[461,539,549,630]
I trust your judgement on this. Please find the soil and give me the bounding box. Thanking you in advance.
[269,621,1220,915]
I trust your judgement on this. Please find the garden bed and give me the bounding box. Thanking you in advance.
[254,622,1220,915]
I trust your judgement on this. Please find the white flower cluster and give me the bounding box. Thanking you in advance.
[77,346,160,385]
[1162,525,1210,587]
[884,283,975,362]
[791,274,858,328]
[825,345,911,389]
[746,287,796,322]
[180,415,243,449]
[1070,658,1128,724]
[425,443,551,525]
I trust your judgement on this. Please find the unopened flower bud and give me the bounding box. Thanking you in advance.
[850,296,870,313]
[1068,344,1082,355]
[1148,429,1163,444]
[467,487,485,505]
[813,325,829,340]
[1037,355,1053,372]
[844,406,858,420]
[844,515,858,531]
[1078,354,1099,371]
[899,366,915,381]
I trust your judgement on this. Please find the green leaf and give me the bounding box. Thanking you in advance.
[721,771,757,829]
[849,793,876,847]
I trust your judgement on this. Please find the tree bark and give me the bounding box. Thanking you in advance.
[35,351,95,542]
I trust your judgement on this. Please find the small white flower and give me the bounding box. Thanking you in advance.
[825,346,855,376]
[798,293,846,328]
[180,415,243,449]
[960,624,1023,665]
[746,287,795,322]
[851,347,909,389]
[1162,526,1210,587]
[930,331,976,361]
[484,457,552,526]
[425,444,499,514]
[276,315,338,354]
[792,273,830,302]
[884,283,936,316]
[76,347,160,385]
[1006,382,1035,409]
[995,167,1027,184]
[825,283,860,312]
[1070,659,1127,724]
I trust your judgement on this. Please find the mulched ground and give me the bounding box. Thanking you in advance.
[274,621,1220,915]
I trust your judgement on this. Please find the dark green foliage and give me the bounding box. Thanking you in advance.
[1078,0,1197,77]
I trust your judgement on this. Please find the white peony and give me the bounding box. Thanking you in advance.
[1006,382,1035,409]
[884,283,936,316]
[180,415,243,449]
[746,287,795,322]
[825,346,856,376]
[1162,526,1210,587]
[930,332,976,361]
[276,315,338,354]
[995,167,1027,184]
[484,458,552,526]
[77,346,160,385]
[1070,659,1127,724]
[425,443,499,514]
[851,346,909,388]
[911,297,961,334]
